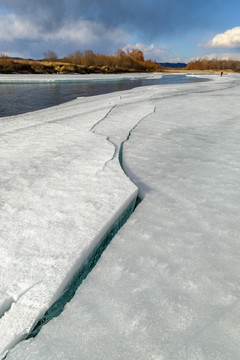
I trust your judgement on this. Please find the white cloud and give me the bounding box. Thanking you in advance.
[0,14,39,41]
[203,27,240,49]
[44,20,128,47]
[0,14,128,49]
[123,43,171,61]
[0,50,26,58]
[202,53,240,61]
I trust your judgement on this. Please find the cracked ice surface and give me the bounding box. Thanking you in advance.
[6,74,240,360]
[0,83,164,358]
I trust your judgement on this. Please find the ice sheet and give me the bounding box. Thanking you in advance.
[0,73,162,84]
[0,84,165,357]
[3,73,240,359]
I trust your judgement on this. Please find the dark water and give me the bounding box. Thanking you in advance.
[0,74,208,118]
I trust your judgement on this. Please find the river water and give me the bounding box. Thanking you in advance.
[0,74,208,118]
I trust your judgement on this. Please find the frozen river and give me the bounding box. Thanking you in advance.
[0,73,208,117]
[1,73,240,359]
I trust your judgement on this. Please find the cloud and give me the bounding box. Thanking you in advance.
[0,49,27,58]
[0,0,222,60]
[43,20,128,47]
[203,27,240,49]
[0,14,128,57]
[202,53,240,61]
[0,14,39,41]
[0,0,67,31]
[123,43,171,61]
[0,0,218,39]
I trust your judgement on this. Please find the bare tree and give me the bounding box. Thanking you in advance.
[43,50,58,61]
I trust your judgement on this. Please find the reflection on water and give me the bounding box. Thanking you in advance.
[0,75,208,118]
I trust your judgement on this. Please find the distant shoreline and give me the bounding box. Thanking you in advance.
[1,56,240,75]
[0,57,160,75]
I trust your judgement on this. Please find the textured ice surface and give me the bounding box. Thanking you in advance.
[4,74,240,360]
[0,73,162,83]
[0,82,163,358]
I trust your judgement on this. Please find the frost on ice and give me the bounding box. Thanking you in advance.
[1,73,240,359]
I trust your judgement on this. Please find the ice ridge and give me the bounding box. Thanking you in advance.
[26,198,137,340]
[0,83,157,358]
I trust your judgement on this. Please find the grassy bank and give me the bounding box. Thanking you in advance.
[0,54,160,74]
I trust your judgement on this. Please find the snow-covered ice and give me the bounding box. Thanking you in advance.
[2,73,240,359]
[0,72,162,84]
[0,82,161,358]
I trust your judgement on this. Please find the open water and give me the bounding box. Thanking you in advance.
[0,74,208,118]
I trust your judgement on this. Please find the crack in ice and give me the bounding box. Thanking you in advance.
[1,101,152,354]
[0,296,14,320]
[101,136,119,171]
[0,105,115,137]
[90,105,117,133]
[0,282,41,321]
[119,106,156,171]
[3,101,156,354]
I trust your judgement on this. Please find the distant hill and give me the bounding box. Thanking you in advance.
[159,62,186,68]
[10,57,35,61]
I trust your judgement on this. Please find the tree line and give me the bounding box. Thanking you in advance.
[0,48,160,74]
[43,48,159,72]
[186,58,240,72]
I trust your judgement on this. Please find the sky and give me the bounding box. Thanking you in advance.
[0,0,240,63]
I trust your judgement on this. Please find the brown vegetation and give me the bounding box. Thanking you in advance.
[43,50,58,62]
[0,55,56,74]
[62,48,159,72]
[0,49,161,74]
[186,58,240,72]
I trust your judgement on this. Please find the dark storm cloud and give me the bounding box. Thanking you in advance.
[0,0,69,31]
[1,0,218,39]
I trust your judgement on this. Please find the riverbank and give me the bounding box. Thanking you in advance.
[163,68,236,75]
[1,57,238,76]
[0,57,160,74]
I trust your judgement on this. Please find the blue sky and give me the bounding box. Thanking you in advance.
[0,0,240,62]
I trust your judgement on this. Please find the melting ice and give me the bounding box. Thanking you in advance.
[1,73,240,359]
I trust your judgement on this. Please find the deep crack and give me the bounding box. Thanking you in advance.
[3,98,155,359]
